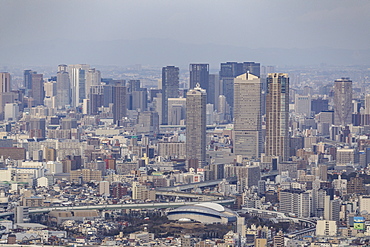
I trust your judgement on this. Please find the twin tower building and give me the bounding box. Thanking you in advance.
[165,64,290,169]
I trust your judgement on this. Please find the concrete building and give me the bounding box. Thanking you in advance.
[233,73,262,159]
[316,220,337,236]
[4,103,19,121]
[295,94,311,116]
[168,98,186,125]
[333,78,352,126]
[186,84,207,168]
[265,73,289,161]
[279,190,311,218]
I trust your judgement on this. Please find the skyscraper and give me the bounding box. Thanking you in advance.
[233,73,262,159]
[0,72,11,93]
[162,66,179,124]
[265,73,289,161]
[186,84,207,169]
[23,70,35,92]
[68,64,90,107]
[112,83,127,125]
[189,64,209,95]
[30,73,44,106]
[219,62,260,119]
[85,68,101,98]
[56,65,71,109]
[333,78,352,126]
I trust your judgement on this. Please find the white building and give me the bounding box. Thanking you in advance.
[316,220,337,236]
[233,73,262,159]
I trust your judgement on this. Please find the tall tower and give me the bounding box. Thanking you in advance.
[265,73,289,161]
[23,70,35,92]
[56,65,70,109]
[0,72,11,93]
[30,73,44,106]
[186,84,207,169]
[112,83,127,125]
[189,64,209,99]
[85,68,101,99]
[219,62,260,120]
[68,64,90,107]
[333,78,352,126]
[233,73,262,159]
[162,66,179,124]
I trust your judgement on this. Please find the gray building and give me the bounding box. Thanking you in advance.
[162,66,179,124]
[334,77,352,126]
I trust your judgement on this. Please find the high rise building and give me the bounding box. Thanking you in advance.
[265,73,290,161]
[333,78,352,126]
[23,70,35,92]
[168,98,186,125]
[209,74,220,109]
[89,85,104,115]
[85,68,101,98]
[162,66,179,124]
[189,64,209,97]
[219,62,260,119]
[233,73,262,159]
[186,84,207,169]
[112,83,127,125]
[56,65,70,109]
[0,72,11,93]
[68,64,90,107]
[30,73,44,106]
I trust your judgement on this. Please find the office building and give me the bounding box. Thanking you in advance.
[89,85,104,115]
[24,70,35,91]
[333,78,352,126]
[30,73,44,106]
[186,84,207,169]
[56,65,70,109]
[265,73,290,161]
[68,64,90,107]
[112,83,127,125]
[219,62,260,117]
[189,64,209,97]
[0,72,11,93]
[85,68,101,98]
[233,73,262,159]
[316,220,337,236]
[168,98,186,125]
[162,66,179,124]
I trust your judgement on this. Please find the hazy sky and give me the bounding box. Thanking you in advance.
[1,0,369,50]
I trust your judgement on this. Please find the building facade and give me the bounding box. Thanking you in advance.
[233,73,262,159]
[265,73,290,161]
[186,84,207,168]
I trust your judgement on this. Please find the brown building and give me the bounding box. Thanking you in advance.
[0,147,26,160]
[347,175,366,194]
[70,169,102,183]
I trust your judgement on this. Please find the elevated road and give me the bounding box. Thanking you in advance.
[157,171,279,192]
[0,199,235,216]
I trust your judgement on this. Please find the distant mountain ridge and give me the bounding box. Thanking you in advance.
[0,38,369,67]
